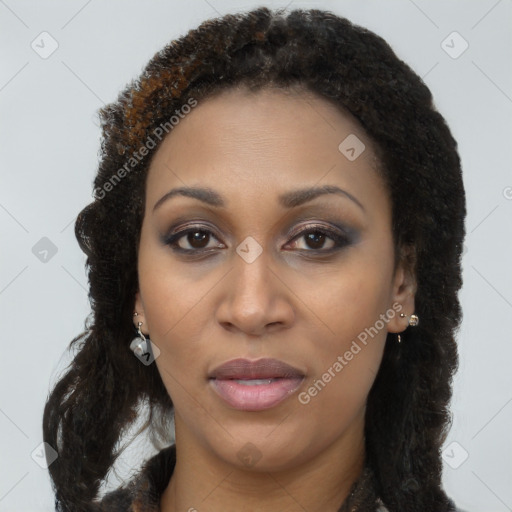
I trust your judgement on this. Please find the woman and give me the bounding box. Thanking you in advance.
[43,7,467,512]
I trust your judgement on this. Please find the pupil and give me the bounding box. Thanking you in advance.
[306,232,325,249]
[189,231,209,248]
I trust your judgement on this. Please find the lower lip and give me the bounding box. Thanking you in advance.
[210,377,304,411]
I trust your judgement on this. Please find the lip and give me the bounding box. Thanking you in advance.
[208,358,305,411]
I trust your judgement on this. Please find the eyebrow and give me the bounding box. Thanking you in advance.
[152,184,365,212]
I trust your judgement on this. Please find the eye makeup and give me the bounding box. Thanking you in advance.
[159,218,360,260]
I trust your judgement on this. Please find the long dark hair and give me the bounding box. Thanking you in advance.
[43,7,465,511]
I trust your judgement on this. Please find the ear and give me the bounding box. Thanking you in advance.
[387,245,417,334]
[133,291,150,335]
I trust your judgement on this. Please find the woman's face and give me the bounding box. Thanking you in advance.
[135,87,415,471]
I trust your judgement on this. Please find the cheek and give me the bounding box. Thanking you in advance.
[294,274,391,432]
[137,225,216,341]
[136,238,210,384]
[139,271,212,374]
[303,290,387,408]
[301,253,393,348]
[296,254,393,399]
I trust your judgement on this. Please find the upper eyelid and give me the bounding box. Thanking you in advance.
[287,222,348,237]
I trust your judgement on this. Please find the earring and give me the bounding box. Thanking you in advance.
[397,311,420,343]
[130,313,148,357]
[399,312,419,326]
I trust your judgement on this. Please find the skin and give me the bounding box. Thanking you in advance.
[134,87,416,512]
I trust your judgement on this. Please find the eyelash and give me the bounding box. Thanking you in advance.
[163,223,353,257]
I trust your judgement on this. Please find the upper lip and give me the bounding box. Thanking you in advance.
[209,358,305,380]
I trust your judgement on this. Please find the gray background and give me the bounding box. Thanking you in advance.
[1,1,511,511]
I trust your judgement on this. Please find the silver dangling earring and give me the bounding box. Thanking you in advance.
[130,312,148,357]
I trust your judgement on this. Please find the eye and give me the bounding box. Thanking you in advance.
[285,225,352,252]
[164,225,224,253]
[163,222,354,257]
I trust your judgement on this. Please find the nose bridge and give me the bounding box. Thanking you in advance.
[216,237,292,335]
[232,238,273,304]
[230,205,272,286]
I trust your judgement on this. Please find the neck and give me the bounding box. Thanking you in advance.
[160,412,366,512]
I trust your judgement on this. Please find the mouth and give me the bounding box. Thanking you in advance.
[208,358,305,411]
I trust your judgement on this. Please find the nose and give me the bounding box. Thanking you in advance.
[215,246,295,337]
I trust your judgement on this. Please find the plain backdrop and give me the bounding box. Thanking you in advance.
[1,1,511,511]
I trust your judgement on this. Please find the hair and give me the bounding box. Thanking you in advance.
[43,7,466,512]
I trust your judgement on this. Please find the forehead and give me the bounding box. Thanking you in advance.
[145,86,385,211]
